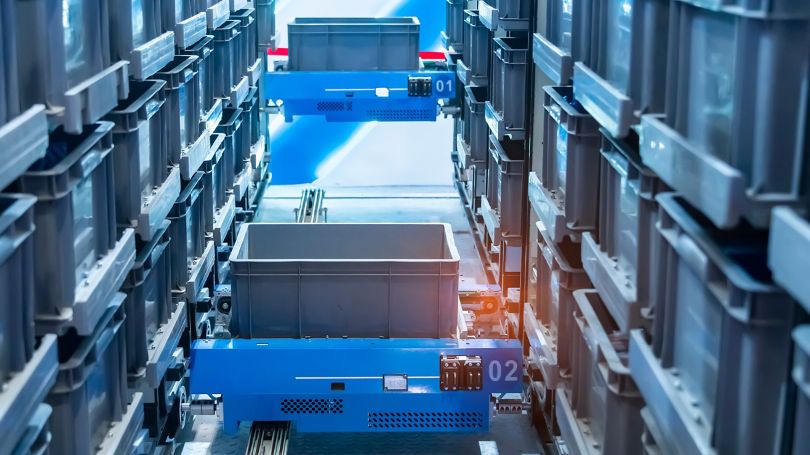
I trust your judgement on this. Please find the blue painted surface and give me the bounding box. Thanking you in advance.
[269,0,448,184]
[189,338,522,433]
[265,71,456,122]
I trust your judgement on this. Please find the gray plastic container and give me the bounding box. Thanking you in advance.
[557,290,644,455]
[582,130,667,334]
[107,80,182,242]
[445,0,466,50]
[287,18,420,71]
[257,0,276,52]
[573,0,669,138]
[477,0,531,30]
[463,85,490,163]
[162,0,206,35]
[10,403,52,455]
[15,0,129,134]
[241,87,260,149]
[155,56,211,180]
[528,227,590,390]
[14,122,136,336]
[532,85,600,244]
[47,304,145,455]
[534,0,594,84]
[0,194,36,382]
[0,106,49,192]
[457,10,490,86]
[0,333,58,455]
[229,223,461,338]
[213,20,242,99]
[109,0,176,80]
[216,107,246,182]
[793,326,810,454]
[181,35,217,121]
[629,193,801,455]
[201,133,235,246]
[484,135,525,243]
[640,4,810,229]
[123,221,187,390]
[769,207,810,315]
[486,36,528,141]
[169,172,216,303]
[232,8,257,79]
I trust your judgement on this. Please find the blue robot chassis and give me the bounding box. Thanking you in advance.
[189,338,522,433]
[186,65,518,434]
[264,70,457,122]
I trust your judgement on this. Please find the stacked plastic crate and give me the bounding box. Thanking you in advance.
[449,0,530,296]
[630,2,810,454]
[1,1,151,453]
[0,5,55,452]
[524,0,664,451]
[524,0,810,453]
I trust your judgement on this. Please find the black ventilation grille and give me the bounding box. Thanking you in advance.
[367,109,435,121]
[280,399,344,414]
[317,102,346,112]
[367,412,484,430]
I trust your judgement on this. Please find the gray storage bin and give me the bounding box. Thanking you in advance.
[534,0,594,84]
[557,290,644,455]
[15,0,129,134]
[573,0,669,137]
[212,20,242,99]
[181,35,217,121]
[169,172,215,303]
[533,85,600,244]
[256,0,276,52]
[155,56,211,180]
[123,221,187,390]
[463,85,489,163]
[0,0,20,125]
[793,326,810,454]
[229,223,461,338]
[162,0,207,47]
[14,123,136,336]
[486,36,528,140]
[109,0,175,80]
[527,226,590,390]
[48,303,145,455]
[457,10,490,86]
[206,0,230,31]
[0,330,57,455]
[201,133,235,245]
[484,134,525,243]
[0,106,49,192]
[0,194,37,381]
[216,106,246,183]
[287,18,420,71]
[581,129,668,334]
[477,0,531,30]
[445,0,466,50]
[640,4,810,229]
[232,8,257,78]
[629,193,801,455]
[769,207,810,315]
[242,87,260,148]
[107,80,182,242]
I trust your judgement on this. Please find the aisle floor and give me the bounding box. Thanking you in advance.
[175,185,545,455]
